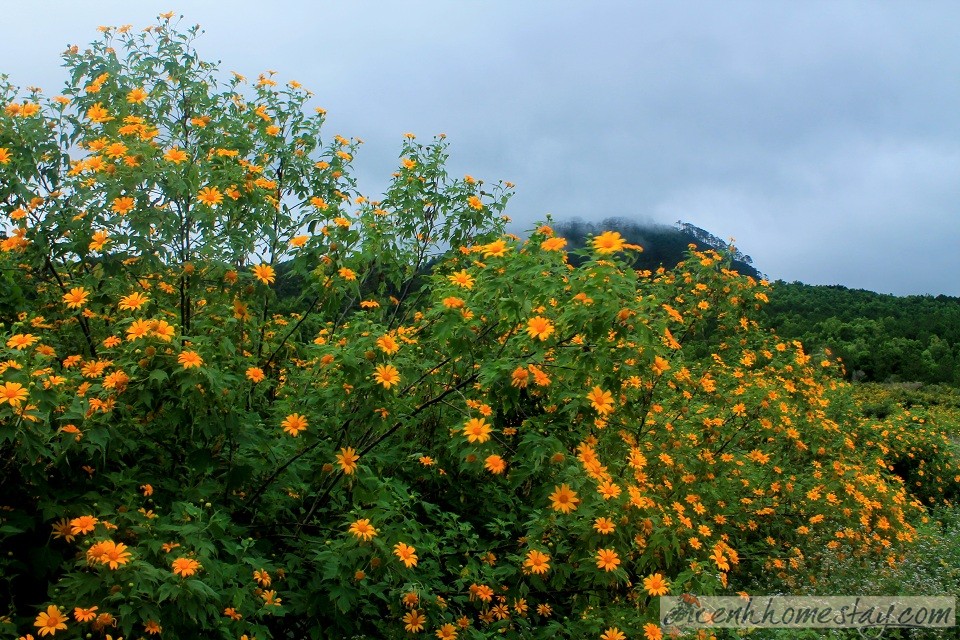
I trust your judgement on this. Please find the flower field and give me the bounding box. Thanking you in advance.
[1,15,958,640]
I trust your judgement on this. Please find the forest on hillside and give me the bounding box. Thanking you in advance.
[554,219,960,385]
[553,218,762,279]
[763,282,960,384]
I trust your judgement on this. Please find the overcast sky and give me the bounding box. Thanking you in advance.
[3,1,958,295]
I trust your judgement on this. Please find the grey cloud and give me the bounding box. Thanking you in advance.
[3,1,960,294]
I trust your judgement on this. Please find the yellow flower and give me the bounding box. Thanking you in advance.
[126,319,152,341]
[643,572,670,596]
[102,369,129,389]
[69,515,98,535]
[712,545,730,571]
[336,446,360,474]
[462,418,491,443]
[484,454,506,474]
[448,270,474,289]
[86,102,112,123]
[0,147,11,164]
[171,557,201,577]
[51,519,75,543]
[34,605,68,637]
[253,568,272,586]
[600,629,626,640]
[87,540,110,564]
[177,351,203,369]
[348,518,377,541]
[281,413,308,437]
[73,606,98,622]
[62,287,89,309]
[549,484,579,513]
[104,142,127,158]
[592,231,625,254]
[289,235,309,247]
[118,292,149,310]
[401,157,416,169]
[18,102,40,117]
[111,196,135,215]
[596,548,621,572]
[393,542,418,568]
[88,231,110,252]
[510,367,529,388]
[163,147,188,163]
[586,386,614,415]
[152,320,175,341]
[652,356,671,376]
[482,239,508,258]
[523,549,550,574]
[526,316,554,340]
[541,236,567,252]
[97,540,132,569]
[246,367,265,383]
[373,364,400,389]
[376,334,400,355]
[467,195,482,211]
[7,333,38,350]
[1,381,29,407]
[594,517,616,534]
[252,264,276,284]
[403,609,426,632]
[196,186,223,207]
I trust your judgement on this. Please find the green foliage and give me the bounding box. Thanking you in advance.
[763,283,960,385]
[0,15,956,640]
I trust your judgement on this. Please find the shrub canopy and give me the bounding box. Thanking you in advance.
[0,15,938,640]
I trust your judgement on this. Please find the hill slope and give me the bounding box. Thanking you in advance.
[552,218,960,384]
[763,282,960,384]
[552,218,763,279]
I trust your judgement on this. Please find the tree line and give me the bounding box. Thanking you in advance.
[552,219,960,385]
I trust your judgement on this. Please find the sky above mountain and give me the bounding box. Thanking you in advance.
[3,1,958,295]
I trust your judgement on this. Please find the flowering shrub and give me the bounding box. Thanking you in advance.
[844,384,960,507]
[0,15,946,640]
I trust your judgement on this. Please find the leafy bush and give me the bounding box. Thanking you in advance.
[745,505,960,640]
[0,15,944,640]
[840,384,960,507]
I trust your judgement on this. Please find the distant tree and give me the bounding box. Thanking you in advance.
[763,282,960,384]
